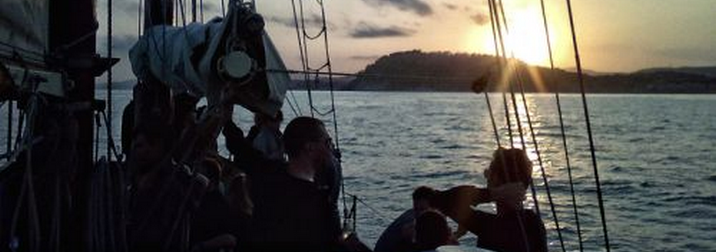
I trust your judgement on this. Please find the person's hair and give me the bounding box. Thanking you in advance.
[415,210,451,251]
[412,186,437,202]
[488,148,533,187]
[282,116,325,159]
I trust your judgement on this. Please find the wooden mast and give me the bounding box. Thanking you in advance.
[48,0,96,250]
[48,0,115,250]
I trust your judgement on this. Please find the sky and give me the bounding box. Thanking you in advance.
[95,0,716,82]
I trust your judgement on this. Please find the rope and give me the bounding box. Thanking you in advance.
[9,81,42,252]
[565,0,610,250]
[283,95,300,117]
[101,111,125,162]
[138,0,143,36]
[538,0,584,250]
[107,0,114,161]
[6,100,12,160]
[494,1,566,248]
[0,42,46,61]
[295,0,315,117]
[487,1,547,251]
[191,0,196,22]
[291,0,351,230]
[95,113,101,164]
[493,2,572,251]
[492,0,545,221]
[514,72,567,251]
[486,1,514,148]
[345,193,392,223]
[482,93,501,147]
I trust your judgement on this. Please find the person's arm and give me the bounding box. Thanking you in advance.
[190,234,236,252]
[431,185,490,224]
[222,120,277,175]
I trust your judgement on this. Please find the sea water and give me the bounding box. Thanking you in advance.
[2,90,715,251]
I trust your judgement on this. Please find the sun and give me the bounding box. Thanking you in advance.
[502,10,553,66]
[466,3,566,68]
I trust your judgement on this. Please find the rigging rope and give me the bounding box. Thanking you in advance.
[477,1,502,148]
[291,0,350,230]
[138,0,143,35]
[5,100,12,160]
[296,0,315,117]
[487,0,515,148]
[8,81,42,252]
[538,0,584,250]
[107,0,114,161]
[486,1,533,251]
[565,0,611,250]
[493,1,567,250]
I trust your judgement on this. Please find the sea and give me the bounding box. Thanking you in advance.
[3,90,716,251]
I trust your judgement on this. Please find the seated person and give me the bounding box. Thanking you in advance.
[374,186,437,252]
[437,148,547,252]
[190,156,239,252]
[127,123,206,251]
[223,116,368,251]
[414,210,456,252]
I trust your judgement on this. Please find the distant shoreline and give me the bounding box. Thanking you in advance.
[97,51,716,94]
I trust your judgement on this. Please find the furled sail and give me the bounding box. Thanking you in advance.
[129,2,288,116]
[0,0,48,63]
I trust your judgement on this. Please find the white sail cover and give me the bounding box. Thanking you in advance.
[129,18,289,116]
[0,0,48,61]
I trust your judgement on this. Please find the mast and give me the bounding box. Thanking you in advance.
[48,0,116,249]
[48,0,96,249]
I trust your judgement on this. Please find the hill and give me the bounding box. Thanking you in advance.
[347,50,716,93]
[637,66,716,78]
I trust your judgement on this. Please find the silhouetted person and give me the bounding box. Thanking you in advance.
[190,156,239,251]
[374,186,437,252]
[441,148,547,252]
[414,210,455,252]
[246,110,284,161]
[127,123,207,251]
[224,116,367,251]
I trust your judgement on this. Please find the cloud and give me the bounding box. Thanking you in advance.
[350,55,380,61]
[349,22,416,38]
[265,14,333,29]
[443,3,458,11]
[470,13,489,26]
[362,0,433,16]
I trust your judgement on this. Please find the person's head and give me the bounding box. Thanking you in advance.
[131,122,172,173]
[485,148,532,189]
[415,210,452,251]
[282,116,333,166]
[412,186,437,214]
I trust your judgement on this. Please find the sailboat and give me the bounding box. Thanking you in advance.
[0,0,614,251]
